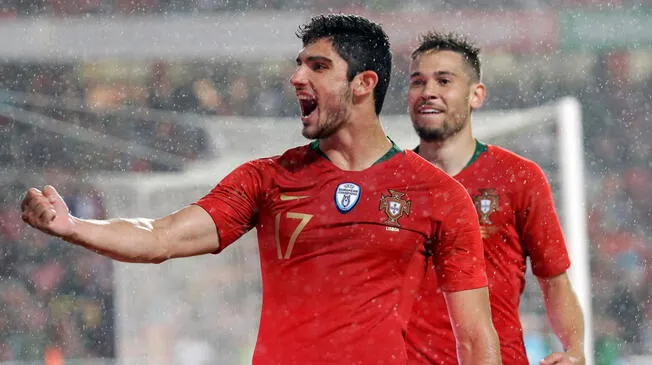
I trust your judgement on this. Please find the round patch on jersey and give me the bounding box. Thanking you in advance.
[334,182,361,213]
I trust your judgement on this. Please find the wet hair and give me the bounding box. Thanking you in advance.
[296,14,392,115]
[411,31,481,82]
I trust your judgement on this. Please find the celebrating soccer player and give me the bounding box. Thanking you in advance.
[404,31,586,365]
[21,15,500,365]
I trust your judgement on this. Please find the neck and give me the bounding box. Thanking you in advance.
[320,108,391,171]
[417,124,476,176]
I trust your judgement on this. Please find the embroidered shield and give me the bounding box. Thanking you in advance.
[472,188,500,225]
[379,190,411,226]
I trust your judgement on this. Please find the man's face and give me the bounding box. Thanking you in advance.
[407,50,478,142]
[290,38,353,140]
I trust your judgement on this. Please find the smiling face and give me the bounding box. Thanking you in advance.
[290,38,354,140]
[407,50,485,142]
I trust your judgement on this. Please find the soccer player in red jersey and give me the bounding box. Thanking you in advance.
[404,31,585,365]
[20,16,500,365]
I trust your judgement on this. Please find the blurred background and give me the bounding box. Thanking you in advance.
[0,1,651,364]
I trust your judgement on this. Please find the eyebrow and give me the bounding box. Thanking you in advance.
[296,55,333,66]
[410,71,457,78]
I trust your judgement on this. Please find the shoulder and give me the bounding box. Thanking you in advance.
[486,145,551,198]
[241,144,316,172]
[403,150,447,177]
[404,150,452,181]
[403,150,470,200]
[278,144,318,165]
[488,145,546,178]
[487,144,531,166]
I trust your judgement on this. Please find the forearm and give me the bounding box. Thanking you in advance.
[22,187,218,262]
[446,288,503,365]
[540,275,585,360]
[66,216,170,263]
[546,293,585,355]
[456,327,502,365]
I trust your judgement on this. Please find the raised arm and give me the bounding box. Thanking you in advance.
[444,287,502,365]
[21,185,219,263]
[537,272,585,365]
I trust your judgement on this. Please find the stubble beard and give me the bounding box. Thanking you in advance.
[413,111,468,142]
[302,85,352,140]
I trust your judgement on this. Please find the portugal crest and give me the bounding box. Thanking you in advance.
[379,190,411,226]
[472,188,500,225]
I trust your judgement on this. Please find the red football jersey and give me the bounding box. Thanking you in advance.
[195,141,487,365]
[406,142,571,365]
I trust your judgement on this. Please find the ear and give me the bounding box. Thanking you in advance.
[469,82,486,111]
[352,70,379,97]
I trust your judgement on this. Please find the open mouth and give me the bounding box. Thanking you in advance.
[299,98,318,117]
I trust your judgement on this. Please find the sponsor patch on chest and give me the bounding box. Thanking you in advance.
[334,182,361,213]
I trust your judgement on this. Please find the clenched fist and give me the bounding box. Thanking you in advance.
[21,185,75,238]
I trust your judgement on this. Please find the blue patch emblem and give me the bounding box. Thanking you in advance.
[334,182,361,213]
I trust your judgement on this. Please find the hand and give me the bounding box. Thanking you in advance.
[21,185,75,238]
[540,351,584,365]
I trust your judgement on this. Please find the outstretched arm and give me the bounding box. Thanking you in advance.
[444,287,502,365]
[538,272,585,365]
[21,185,219,263]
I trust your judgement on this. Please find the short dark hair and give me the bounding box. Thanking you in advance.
[411,31,481,83]
[296,14,392,115]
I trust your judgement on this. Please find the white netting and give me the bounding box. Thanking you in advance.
[92,97,592,365]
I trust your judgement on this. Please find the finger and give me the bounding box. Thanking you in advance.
[21,210,32,224]
[29,195,53,217]
[43,185,60,203]
[21,188,42,211]
[25,196,44,213]
[36,204,56,223]
[25,195,51,218]
[22,210,38,227]
[32,202,55,224]
[24,189,44,209]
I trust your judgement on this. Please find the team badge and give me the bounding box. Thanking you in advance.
[334,182,361,213]
[379,190,411,226]
[472,188,500,225]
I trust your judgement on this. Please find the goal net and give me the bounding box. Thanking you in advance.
[92,97,592,365]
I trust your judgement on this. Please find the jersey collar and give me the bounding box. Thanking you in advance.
[309,138,403,165]
[466,140,488,168]
[413,139,487,169]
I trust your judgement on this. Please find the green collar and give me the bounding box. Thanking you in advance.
[413,139,487,168]
[465,140,487,168]
[309,138,403,165]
